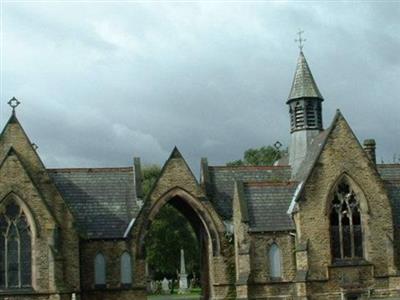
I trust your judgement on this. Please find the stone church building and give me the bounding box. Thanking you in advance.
[1,51,399,300]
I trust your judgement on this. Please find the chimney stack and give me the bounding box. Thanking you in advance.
[363,139,376,164]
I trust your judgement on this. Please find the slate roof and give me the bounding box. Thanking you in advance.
[206,166,292,219]
[378,164,400,227]
[288,51,323,102]
[293,129,329,181]
[48,167,140,239]
[242,182,296,232]
[384,181,400,227]
[377,164,400,181]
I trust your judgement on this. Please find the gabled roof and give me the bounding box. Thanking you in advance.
[242,181,296,232]
[206,165,292,219]
[48,167,140,239]
[287,51,323,102]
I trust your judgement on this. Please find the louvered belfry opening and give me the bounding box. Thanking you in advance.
[289,99,323,132]
[0,201,32,289]
[330,180,363,262]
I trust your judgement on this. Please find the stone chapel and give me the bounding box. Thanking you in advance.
[0,50,399,300]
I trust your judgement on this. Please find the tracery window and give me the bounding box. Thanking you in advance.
[268,243,282,279]
[330,180,363,261]
[120,252,132,285]
[94,253,106,286]
[0,201,32,289]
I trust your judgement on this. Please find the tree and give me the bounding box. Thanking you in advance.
[142,165,200,291]
[142,164,162,196]
[226,145,282,166]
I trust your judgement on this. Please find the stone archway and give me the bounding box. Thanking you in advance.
[135,187,222,299]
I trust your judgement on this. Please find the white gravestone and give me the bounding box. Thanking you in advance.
[162,277,170,294]
[178,249,188,294]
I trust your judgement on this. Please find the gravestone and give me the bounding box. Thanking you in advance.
[178,249,188,294]
[162,277,170,294]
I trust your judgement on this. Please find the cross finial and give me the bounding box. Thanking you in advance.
[8,97,21,114]
[295,29,306,51]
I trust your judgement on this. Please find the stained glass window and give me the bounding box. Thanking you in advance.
[0,201,32,289]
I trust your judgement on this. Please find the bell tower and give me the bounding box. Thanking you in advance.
[287,48,324,174]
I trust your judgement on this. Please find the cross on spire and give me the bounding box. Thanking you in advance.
[295,29,306,51]
[8,97,21,114]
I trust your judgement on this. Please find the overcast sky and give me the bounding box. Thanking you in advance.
[1,1,399,175]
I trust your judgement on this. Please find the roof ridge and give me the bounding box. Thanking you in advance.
[377,164,400,168]
[47,167,133,173]
[209,165,291,170]
[243,181,298,187]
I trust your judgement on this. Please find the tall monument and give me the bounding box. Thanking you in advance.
[178,249,188,294]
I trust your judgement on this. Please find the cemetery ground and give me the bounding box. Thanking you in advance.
[149,288,201,300]
[148,295,200,300]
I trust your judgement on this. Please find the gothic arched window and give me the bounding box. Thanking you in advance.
[268,243,282,279]
[330,180,363,261]
[0,201,32,289]
[120,252,132,285]
[94,253,106,286]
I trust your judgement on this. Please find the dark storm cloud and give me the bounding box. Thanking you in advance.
[1,2,399,174]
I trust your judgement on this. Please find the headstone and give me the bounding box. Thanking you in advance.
[71,293,76,300]
[162,277,170,294]
[178,249,188,294]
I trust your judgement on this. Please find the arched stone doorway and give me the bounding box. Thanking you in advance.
[135,187,222,299]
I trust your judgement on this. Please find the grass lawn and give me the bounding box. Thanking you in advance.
[149,289,201,300]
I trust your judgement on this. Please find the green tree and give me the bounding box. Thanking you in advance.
[226,145,282,166]
[142,165,200,291]
[142,164,162,196]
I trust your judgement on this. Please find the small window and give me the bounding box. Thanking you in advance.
[94,253,106,286]
[120,252,132,285]
[269,243,282,279]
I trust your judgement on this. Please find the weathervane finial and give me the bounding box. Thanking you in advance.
[8,97,21,114]
[295,29,306,51]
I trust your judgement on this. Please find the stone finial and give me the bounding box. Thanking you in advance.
[363,139,376,164]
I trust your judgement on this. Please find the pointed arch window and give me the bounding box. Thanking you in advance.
[120,252,132,286]
[94,253,106,286]
[0,201,32,289]
[330,180,363,261]
[268,243,282,279]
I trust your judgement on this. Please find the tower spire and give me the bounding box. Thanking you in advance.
[287,37,324,176]
[288,51,323,102]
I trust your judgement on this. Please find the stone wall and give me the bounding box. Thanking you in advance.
[79,239,146,300]
[292,114,399,298]
[248,232,296,299]
[0,118,80,297]
[130,149,234,300]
